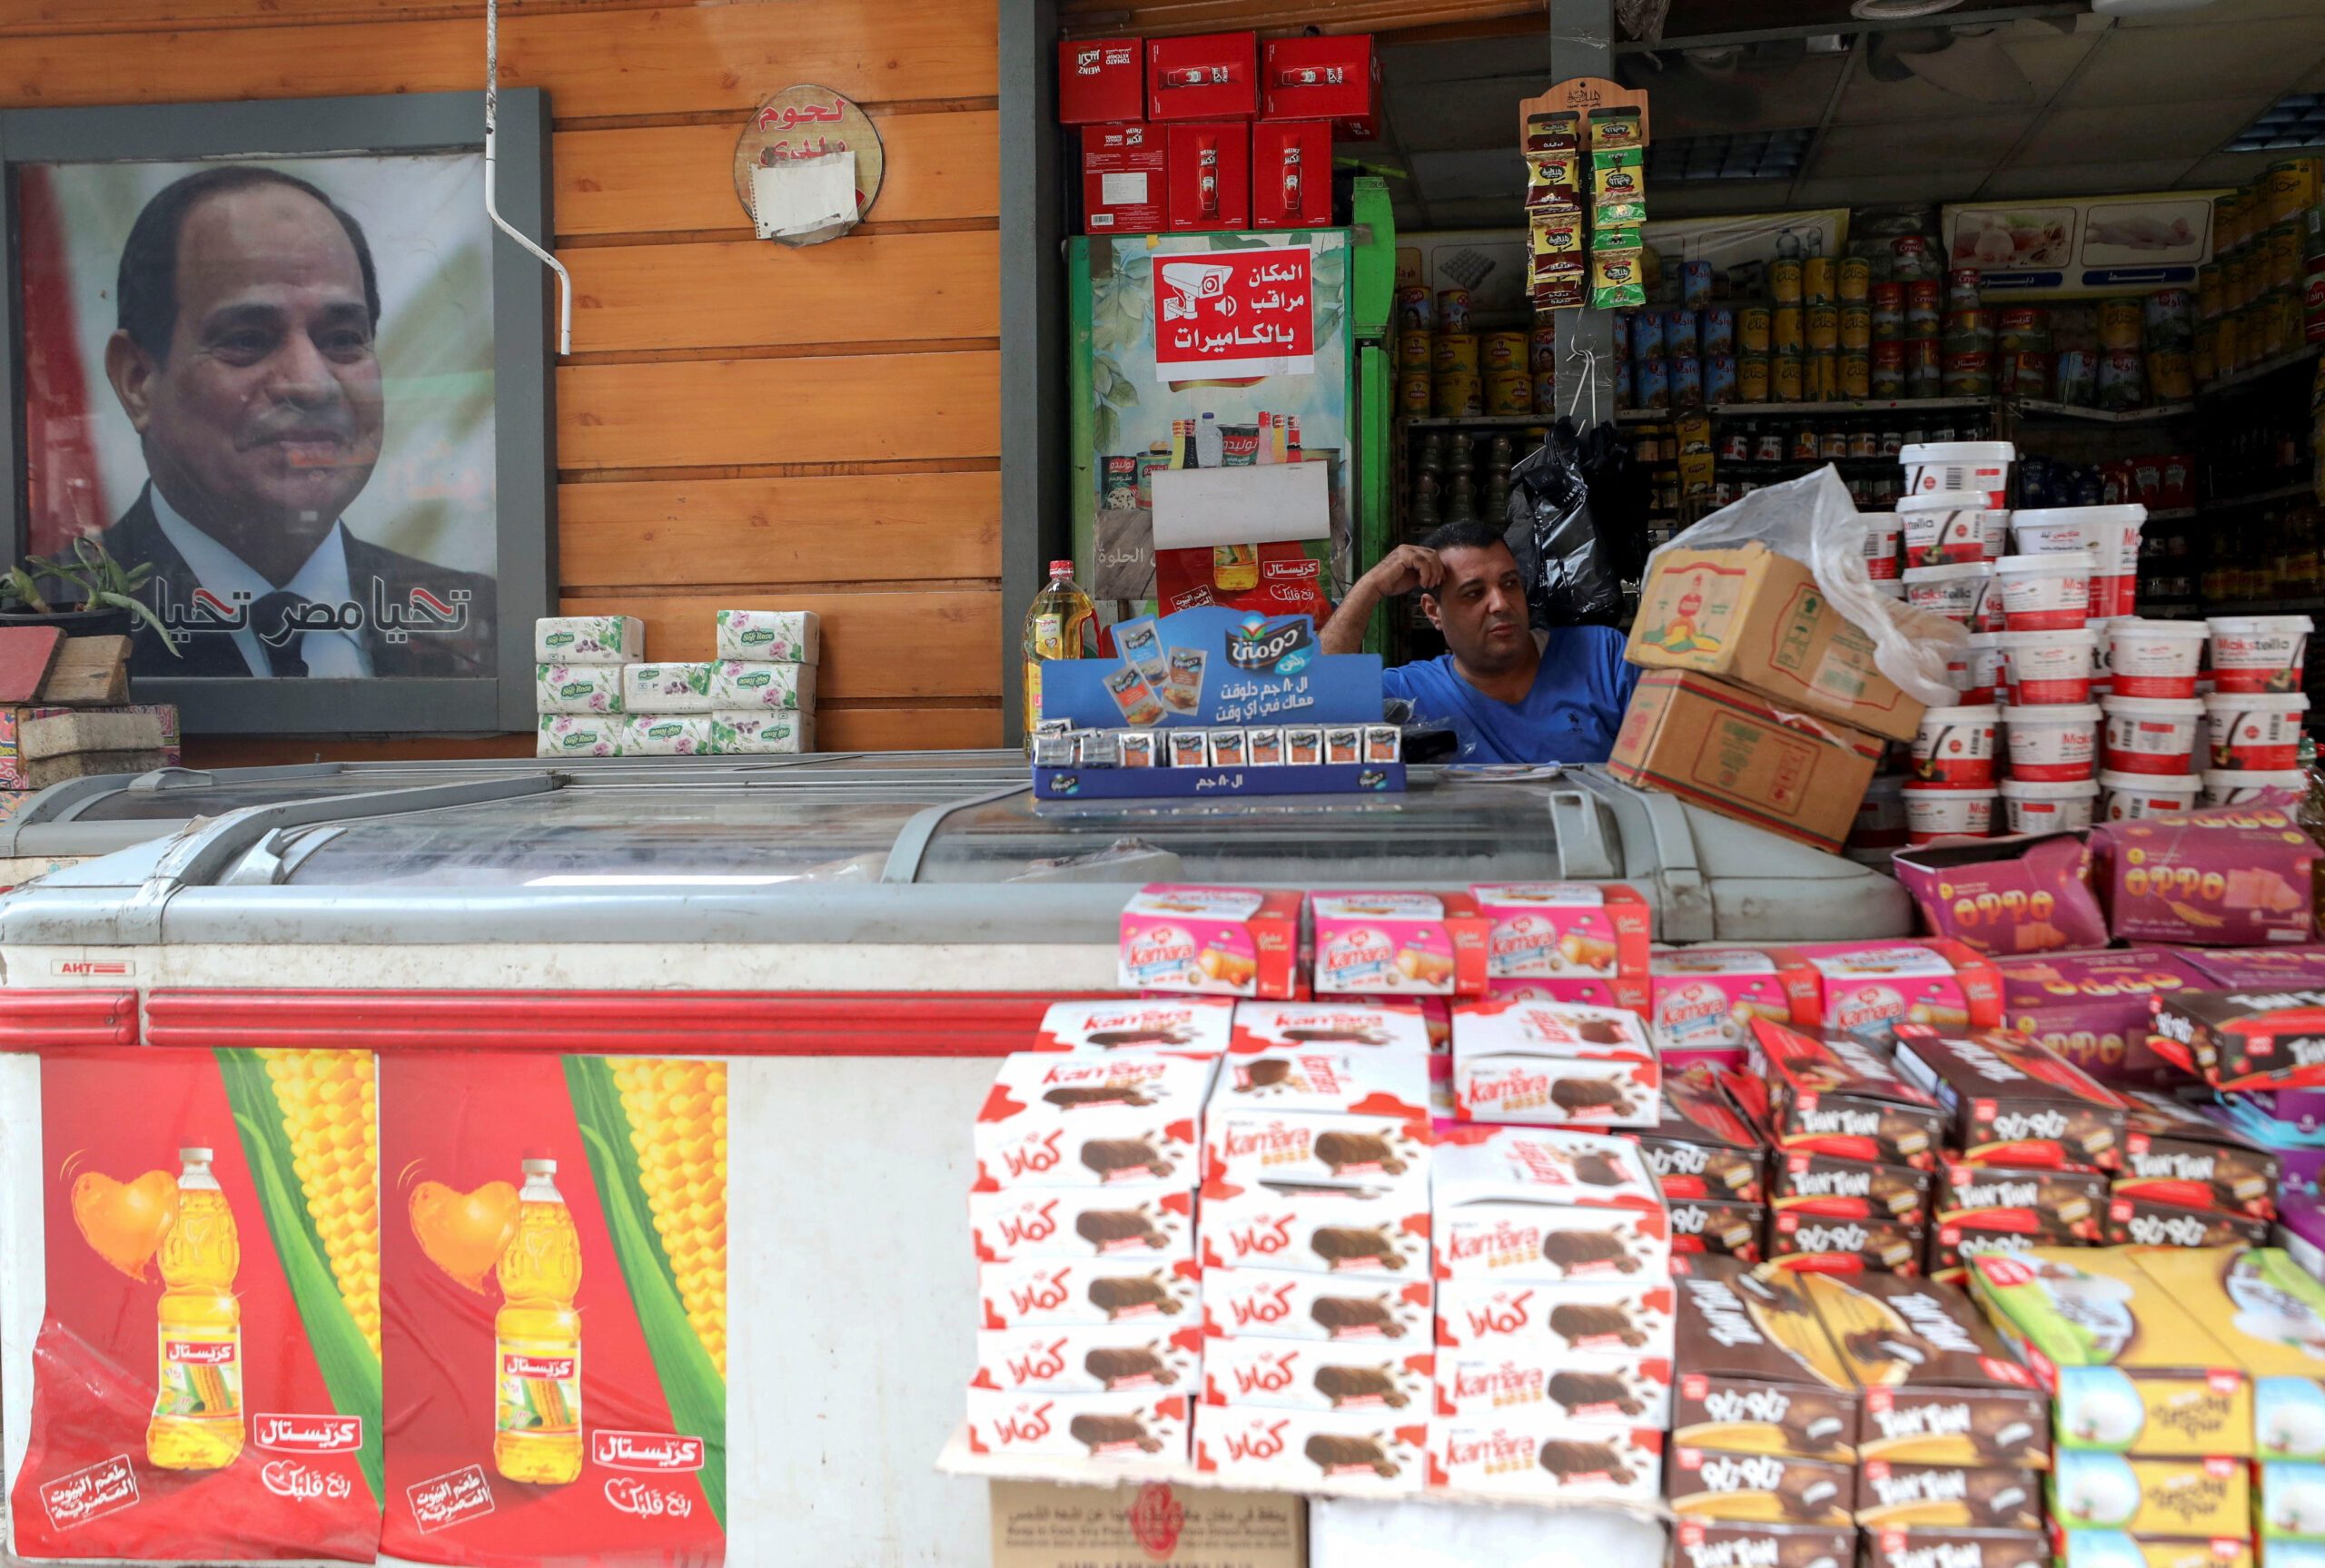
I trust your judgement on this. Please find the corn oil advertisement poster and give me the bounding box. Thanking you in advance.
[7,1049,727,1565]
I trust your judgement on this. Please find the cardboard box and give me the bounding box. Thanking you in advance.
[1783,939,2008,1049]
[970,1188,1197,1265]
[1771,1150,1934,1222]
[980,1257,1202,1331]
[1933,1160,2107,1237]
[1195,1404,1426,1494]
[1627,544,1927,743]
[973,1051,1217,1191]
[1433,1340,1674,1431]
[966,1387,1191,1463]
[1994,949,2212,1089]
[1227,1001,1430,1057]
[2102,1197,2268,1248]
[1608,670,1882,853]
[1864,1526,2049,1568]
[1120,885,1302,999]
[1201,1336,1432,1413]
[2122,1247,2325,1460]
[1676,1523,1859,1568]
[1164,122,1252,232]
[1261,35,1379,127]
[1033,999,1236,1055]
[1669,1254,1859,1461]
[712,607,817,665]
[2053,1533,2252,1568]
[1469,881,1653,983]
[1430,1415,1662,1505]
[1449,998,1661,1128]
[1766,1209,1926,1273]
[1251,119,1331,231]
[1082,123,1168,235]
[1433,1277,1676,1426]
[1856,1461,2045,1530]
[2152,989,2325,1093]
[1666,1443,1856,1524]
[1196,1188,1430,1276]
[533,615,642,663]
[973,1324,1204,1395]
[1891,1026,2129,1171]
[1200,1048,1430,1192]
[1743,1016,1945,1169]
[1310,891,1490,998]
[1628,1068,1769,1202]
[2117,1092,2281,1218]
[1669,1198,1768,1264]
[1059,38,1143,125]
[987,1478,1303,1568]
[2094,807,2317,949]
[1200,1266,1432,1345]
[1147,33,1258,121]
[1649,948,1821,1063]
[2051,1453,2251,1536]
[1430,1123,1670,1283]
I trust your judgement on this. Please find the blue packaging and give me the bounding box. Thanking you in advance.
[1705,354,1737,405]
[1701,306,1736,358]
[1634,355,1669,409]
[1662,308,1700,360]
[1669,353,1703,409]
[1682,261,1714,309]
[1631,311,1664,360]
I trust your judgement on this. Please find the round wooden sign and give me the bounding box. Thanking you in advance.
[733,85,886,246]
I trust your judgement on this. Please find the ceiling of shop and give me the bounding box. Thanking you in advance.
[1369,0,2325,233]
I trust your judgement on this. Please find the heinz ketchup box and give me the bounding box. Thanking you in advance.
[1059,37,1143,124]
[1781,939,2004,1049]
[1148,32,1258,121]
[1082,123,1167,235]
[1252,119,1331,231]
[1310,891,1490,997]
[1164,121,1252,232]
[1261,35,1380,129]
[1120,884,1302,999]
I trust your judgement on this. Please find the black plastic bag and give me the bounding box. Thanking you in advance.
[1502,417,1628,629]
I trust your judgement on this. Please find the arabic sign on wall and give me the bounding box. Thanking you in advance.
[1942,191,2227,298]
[1153,246,1316,381]
[733,84,885,247]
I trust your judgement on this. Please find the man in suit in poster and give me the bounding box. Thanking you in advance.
[99,164,495,679]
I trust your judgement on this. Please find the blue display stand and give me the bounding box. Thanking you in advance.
[1032,763,1406,801]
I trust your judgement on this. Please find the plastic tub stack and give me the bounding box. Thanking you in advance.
[534,610,816,757]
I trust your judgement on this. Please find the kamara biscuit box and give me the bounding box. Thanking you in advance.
[1743,1017,1945,1170]
[1434,1277,1676,1427]
[1855,1461,2044,1530]
[2102,1198,2270,1248]
[1201,1267,1433,1346]
[1201,1048,1430,1193]
[1966,1248,2252,1458]
[1469,881,1652,983]
[1890,1026,2130,1172]
[972,1323,1205,1395]
[1651,947,1823,1065]
[1202,1336,1432,1414]
[2152,988,2325,1093]
[1228,1001,1431,1057]
[979,1257,1202,1330]
[1033,998,1236,1055]
[1429,1124,1670,1284]
[1120,885,1303,999]
[1995,949,2212,1089]
[1674,1521,1859,1568]
[1670,1255,1860,1462]
[1795,1269,2049,1469]
[965,1386,1190,1463]
[973,1051,1214,1190]
[1766,1210,1926,1274]
[1866,1526,2049,1568]
[1309,890,1490,998]
[2121,1246,2325,1462]
[1449,998,1662,1128]
[2117,1092,2281,1218]
[970,1188,1196,1264]
[1632,1068,1769,1202]
[1195,1405,1428,1496]
[1196,1187,1430,1277]
[1429,1415,1664,1506]
[1666,1443,1857,1525]
[1672,1197,1770,1264]
[1784,940,2005,1050]
[2050,1452,2251,1537]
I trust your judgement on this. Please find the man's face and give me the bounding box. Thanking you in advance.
[107,183,383,544]
[1422,541,1531,673]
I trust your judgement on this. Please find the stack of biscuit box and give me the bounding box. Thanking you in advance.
[534,609,816,756]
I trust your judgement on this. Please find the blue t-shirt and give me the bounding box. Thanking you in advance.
[1382,626,1637,764]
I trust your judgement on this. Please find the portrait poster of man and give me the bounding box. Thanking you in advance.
[17,153,498,681]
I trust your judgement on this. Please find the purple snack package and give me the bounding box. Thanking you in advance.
[1893,833,2110,957]
[2278,1191,2325,1279]
[2092,805,2318,948]
[1994,946,2211,1087]
[2172,944,2325,988]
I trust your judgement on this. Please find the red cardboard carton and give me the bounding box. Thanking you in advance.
[1164,122,1252,232]
[1059,38,1143,125]
[1082,122,1168,236]
[1147,32,1258,121]
[1261,35,1380,129]
[1252,119,1331,231]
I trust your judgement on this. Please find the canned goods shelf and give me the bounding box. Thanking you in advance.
[2145,508,2198,522]
[2209,597,2325,615]
[2205,479,2317,508]
[1399,414,1553,429]
[2011,398,2196,425]
[1614,397,1989,423]
[2195,343,2322,399]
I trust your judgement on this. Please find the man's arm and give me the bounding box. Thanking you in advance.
[1318,543,1446,656]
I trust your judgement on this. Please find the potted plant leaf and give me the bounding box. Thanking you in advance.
[1,536,177,652]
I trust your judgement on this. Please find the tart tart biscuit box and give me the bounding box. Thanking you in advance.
[1765,1210,1926,1274]
[1772,1150,1934,1221]
[2101,1197,2270,1248]
[1034,998,1235,1054]
[1195,1405,1428,1495]
[1670,1254,1859,1461]
[1120,885,1304,999]
[1200,1336,1433,1414]
[2118,1091,2282,1218]
[1855,1461,2044,1530]
[1200,1047,1430,1194]
[1429,1415,1663,1505]
[1784,940,2005,1050]
[1865,1526,2048,1568]
[2151,988,2325,1093]
[1889,1025,2130,1172]
[2120,1246,2325,1461]
[1632,1068,1770,1202]
[1199,1267,1433,1346]
[1449,998,1662,1128]
[1468,881,1652,982]
[972,1323,1204,1395]
[1309,890,1490,997]
[1742,1016,1945,1170]
[1228,1001,1432,1057]
[973,1051,1215,1190]
[1673,1521,1858,1568]
[1430,1123,1669,1283]
[1671,1198,1770,1264]
[1934,1160,2107,1235]
[1666,1444,1856,1524]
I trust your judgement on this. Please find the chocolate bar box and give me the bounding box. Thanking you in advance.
[1631,1067,1769,1202]
[1671,1255,1858,1461]
[2151,988,2325,1092]
[2117,1090,2281,1218]
[1746,1018,1944,1170]
[1889,1026,2126,1171]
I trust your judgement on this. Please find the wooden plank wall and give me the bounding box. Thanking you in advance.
[0,0,1005,760]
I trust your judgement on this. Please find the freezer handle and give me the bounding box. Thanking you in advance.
[147,773,566,892]
[1548,785,1616,880]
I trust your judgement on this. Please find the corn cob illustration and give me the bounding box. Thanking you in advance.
[191,1364,237,1415]
[258,1049,381,1360]
[611,1059,728,1376]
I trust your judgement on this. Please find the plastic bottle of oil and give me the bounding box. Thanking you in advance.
[494,1154,582,1485]
[1021,559,1096,748]
[148,1146,242,1470]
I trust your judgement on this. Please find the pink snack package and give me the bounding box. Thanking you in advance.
[1993,946,2211,1087]
[1310,891,1492,996]
[2092,802,2319,947]
[1781,939,2005,1046]
[1469,882,1654,981]
[1486,974,1653,1016]
[1647,947,1821,1068]
[2172,944,2325,988]
[1119,885,1304,998]
[1892,833,2112,957]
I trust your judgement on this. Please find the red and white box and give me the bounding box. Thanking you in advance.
[1428,1415,1662,1505]
[1261,35,1380,128]
[1203,1337,1434,1413]
[973,1324,1205,1395]
[973,1051,1215,1191]
[1202,1266,1434,1344]
[1165,122,1251,232]
[1119,884,1301,998]
[1471,882,1653,983]
[1202,1049,1430,1191]
[966,1387,1191,1463]
[1059,38,1143,124]
[1081,123,1168,236]
[1783,939,2003,1048]
[1196,1187,1430,1276]
[1252,119,1331,231]
[1449,999,1661,1127]
[1434,1343,1673,1429]
[980,1257,1202,1330]
[1436,1277,1675,1363]
[1431,1125,1671,1283]
[1648,948,1820,1062]
[1311,890,1491,997]
[1035,997,1235,1054]
[1230,1000,1431,1056]
[1148,32,1258,120]
[1195,1405,1428,1494]
[970,1188,1196,1265]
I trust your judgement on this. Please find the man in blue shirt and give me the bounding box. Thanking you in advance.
[1318,521,1637,764]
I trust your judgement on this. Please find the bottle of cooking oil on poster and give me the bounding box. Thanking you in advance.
[148,1146,243,1470]
[494,1153,582,1485]
[1021,558,1096,748]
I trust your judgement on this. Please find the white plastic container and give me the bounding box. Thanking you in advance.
[2207,615,2314,695]
[1904,562,1999,629]
[2001,703,2099,783]
[1899,491,2003,568]
[2099,696,2205,776]
[1862,514,1902,581]
[1902,783,1998,845]
[1911,704,2001,786]
[2012,505,2145,620]
[1871,577,1906,600]
[2203,690,2311,770]
[1947,630,2006,705]
[1995,628,2096,705]
[2103,619,2206,699]
[2099,772,2203,822]
[2001,777,2100,835]
[1903,440,2015,508]
[1995,550,2092,632]
[2202,768,2311,805]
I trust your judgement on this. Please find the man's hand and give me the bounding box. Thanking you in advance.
[1363,543,1447,599]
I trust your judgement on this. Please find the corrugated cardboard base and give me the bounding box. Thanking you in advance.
[990,1478,1305,1568]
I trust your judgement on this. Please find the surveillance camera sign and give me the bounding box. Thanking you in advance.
[1153,247,1315,382]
